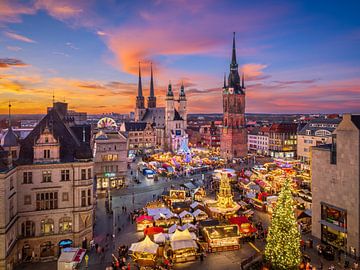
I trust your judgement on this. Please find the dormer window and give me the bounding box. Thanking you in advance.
[45,137,49,143]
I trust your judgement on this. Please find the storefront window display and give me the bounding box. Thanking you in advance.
[41,219,54,235]
[321,225,347,251]
[321,204,346,228]
[59,217,72,233]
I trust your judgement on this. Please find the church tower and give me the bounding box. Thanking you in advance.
[135,62,146,121]
[147,63,157,108]
[178,82,187,128]
[220,32,247,160]
[165,82,175,122]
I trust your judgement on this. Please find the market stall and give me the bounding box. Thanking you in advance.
[130,236,159,267]
[167,229,198,263]
[136,215,154,231]
[192,209,208,222]
[202,225,240,252]
[179,211,194,224]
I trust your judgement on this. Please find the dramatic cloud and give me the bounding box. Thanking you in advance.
[0,58,28,68]
[0,0,35,24]
[4,31,36,43]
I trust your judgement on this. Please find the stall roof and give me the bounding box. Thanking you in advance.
[130,236,159,254]
[170,240,197,251]
[154,233,168,243]
[170,229,193,242]
[144,226,164,235]
[147,207,172,216]
[136,215,153,223]
[203,225,240,239]
[172,201,190,210]
[192,209,207,217]
[190,201,204,209]
[179,210,193,219]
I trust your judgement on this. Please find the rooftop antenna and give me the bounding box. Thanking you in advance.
[52,89,55,105]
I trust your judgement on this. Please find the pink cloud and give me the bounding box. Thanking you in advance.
[0,0,35,24]
[4,31,36,43]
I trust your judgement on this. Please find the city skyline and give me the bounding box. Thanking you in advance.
[0,0,360,114]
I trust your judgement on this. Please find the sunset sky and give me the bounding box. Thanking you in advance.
[0,0,359,114]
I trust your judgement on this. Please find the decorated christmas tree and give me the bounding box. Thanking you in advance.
[265,178,301,270]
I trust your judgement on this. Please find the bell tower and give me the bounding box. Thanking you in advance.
[135,62,146,121]
[220,32,247,160]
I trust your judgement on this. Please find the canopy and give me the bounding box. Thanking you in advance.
[170,229,193,242]
[136,215,153,223]
[130,236,159,254]
[229,216,249,226]
[168,224,181,234]
[147,207,172,217]
[144,226,164,236]
[190,202,203,209]
[297,209,312,220]
[154,233,168,244]
[153,213,167,221]
[181,223,197,231]
[170,240,197,251]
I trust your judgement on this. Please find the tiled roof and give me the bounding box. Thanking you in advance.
[124,122,147,131]
[269,123,298,133]
[298,118,341,136]
[17,109,92,165]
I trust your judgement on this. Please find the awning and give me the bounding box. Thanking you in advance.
[130,236,159,254]
[170,240,197,251]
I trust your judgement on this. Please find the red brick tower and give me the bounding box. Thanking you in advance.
[220,32,247,160]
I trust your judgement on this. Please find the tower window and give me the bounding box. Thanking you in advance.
[43,149,50,159]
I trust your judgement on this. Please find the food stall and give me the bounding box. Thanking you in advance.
[193,187,206,201]
[154,213,168,228]
[130,236,159,267]
[202,225,240,252]
[179,211,194,224]
[167,229,198,263]
[192,209,208,222]
[57,248,86,270]
[165,212,180,227]
[136,215,154,231]
[229,216,257,237]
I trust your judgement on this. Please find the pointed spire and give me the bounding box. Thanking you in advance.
[52,89,55,105]
[167,81,173,97]
[242,73,245,89]
[137,61,143,97]
[8,101,11,128]
[231,32,237,66]
[149,62,154,97]
[223,73,227,88]
[180,81,186,97]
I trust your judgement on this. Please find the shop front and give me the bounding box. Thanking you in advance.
[40,241,55,258]
[202,225,240,252]
[96,173,125,192]
[320,203,347,251]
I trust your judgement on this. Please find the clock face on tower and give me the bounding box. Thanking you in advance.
[229,88,234,94]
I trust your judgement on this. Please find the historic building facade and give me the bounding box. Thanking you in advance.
[220,33,247,160]
[93,127,127,193]
[297,117,340,173]
[132,63,188,152]
[311,114,360,256]
[268,123,298,158]
[0,102,94,270]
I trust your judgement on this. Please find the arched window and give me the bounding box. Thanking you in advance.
[21,221,35,237]
[41,219,54,235]
[224,118,228,127]
[59,217,72,233]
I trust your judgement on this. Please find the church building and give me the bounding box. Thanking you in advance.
[132,63,188,152]
[220,33,248,159]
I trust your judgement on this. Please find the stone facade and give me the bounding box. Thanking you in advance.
[312,114,360,256]
[268,123,298,158]
[0,103,94,270]
[93,130,127,193]
[220,33,247,160]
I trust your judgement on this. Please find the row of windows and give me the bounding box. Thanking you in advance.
[22,168,92,184]
[129,138,154,143]
[24,192,69,206]
[21,217,73,238]
[102,154,118,162]
[101,165,119,173]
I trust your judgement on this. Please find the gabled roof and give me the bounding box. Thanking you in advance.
[174,109,183,121]
[298,117,341,136]
[0,127,19,147]
[124,121,147,131]
[18,109,92,164]
[269,123,298,133]
[141,107,165,128]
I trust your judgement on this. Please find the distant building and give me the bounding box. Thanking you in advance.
[311,114,360,256]
[120,122,156,154]
[200,122,221,148]
[186,126,201,147]
[220,33,247,160]
[247,126,270,155]
[93,128,127,193]
[133,63,188,152]
[297,117,341,172]
[268,123,298,158]
[0,102,94,269]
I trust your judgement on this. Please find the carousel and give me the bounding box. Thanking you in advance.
[130,236,159,268]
